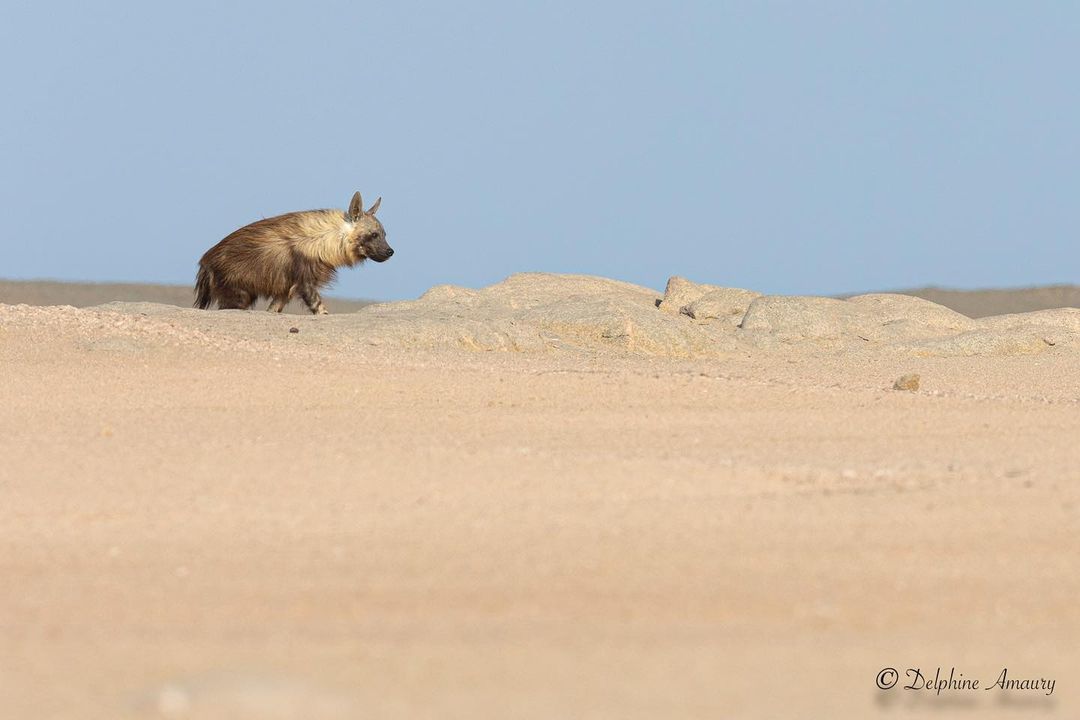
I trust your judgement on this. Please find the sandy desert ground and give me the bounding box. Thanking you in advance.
[1,274,1078,719]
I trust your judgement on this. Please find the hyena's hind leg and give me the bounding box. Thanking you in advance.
[267,285,296,313]
[216,287,255,310]
[299,284,328,315]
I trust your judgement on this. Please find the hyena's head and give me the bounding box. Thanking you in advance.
[346,191,394,263]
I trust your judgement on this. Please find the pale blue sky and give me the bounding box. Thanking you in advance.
[1,2,1077,300]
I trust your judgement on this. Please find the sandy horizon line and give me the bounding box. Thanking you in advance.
[2,275,1079,319]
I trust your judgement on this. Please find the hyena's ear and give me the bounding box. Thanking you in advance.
[348,191,363,221]
[367,197,381,215]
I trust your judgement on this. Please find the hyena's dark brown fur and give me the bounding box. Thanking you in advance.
[195,191,393,314]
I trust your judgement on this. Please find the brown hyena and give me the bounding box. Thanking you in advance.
[194,191,393,314]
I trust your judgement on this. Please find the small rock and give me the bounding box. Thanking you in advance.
[893,373,920,391]
[657,276,706,315]
[289,327,300,334]
[683,288,761,323]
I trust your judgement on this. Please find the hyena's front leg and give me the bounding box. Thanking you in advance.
[299,284,328,315]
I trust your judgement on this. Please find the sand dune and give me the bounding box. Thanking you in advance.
[1,274,1078,719]
[901,284,1080,318]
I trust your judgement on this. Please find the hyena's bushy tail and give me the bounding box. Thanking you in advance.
[194,264,213,309]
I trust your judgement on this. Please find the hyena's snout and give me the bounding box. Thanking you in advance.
[371,241,394,263]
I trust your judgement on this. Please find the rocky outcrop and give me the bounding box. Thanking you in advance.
[3,273,1078,359]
